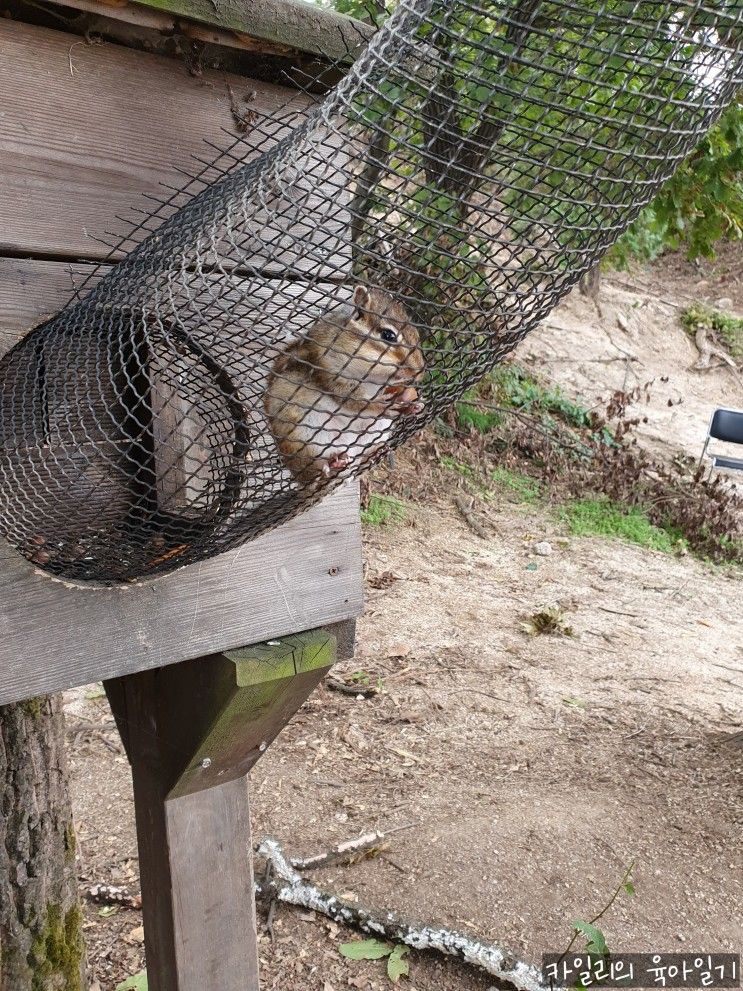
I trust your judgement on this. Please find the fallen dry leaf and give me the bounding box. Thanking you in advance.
[386,642,412,658]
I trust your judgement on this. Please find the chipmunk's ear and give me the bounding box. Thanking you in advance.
[353,285,370,312]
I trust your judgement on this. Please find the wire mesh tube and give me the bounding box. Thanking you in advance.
[0,0,741,582]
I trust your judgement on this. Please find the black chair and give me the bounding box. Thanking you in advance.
[699,408,743,474]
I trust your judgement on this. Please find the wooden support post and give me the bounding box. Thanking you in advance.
[105,625,349,991]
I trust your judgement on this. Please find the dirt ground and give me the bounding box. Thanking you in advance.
[65,251,743,991]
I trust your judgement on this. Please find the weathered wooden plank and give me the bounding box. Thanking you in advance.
[166,780,259,991]
[0,18,315,263]
[0,478,362,704]
[0,259,98,354]
[52,0,299,56]
[0,258,354,355]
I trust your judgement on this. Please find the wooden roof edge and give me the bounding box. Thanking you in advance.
[50,0,375,61]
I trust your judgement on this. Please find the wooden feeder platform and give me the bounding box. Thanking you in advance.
[0,2,366,987]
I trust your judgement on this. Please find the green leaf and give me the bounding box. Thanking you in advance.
[116,971,148,991]
[573,920,608,956]
[387,944,410,982]
[623,881,636,896]
[562,697,586,709]
[97,905,119,918]
[340,938,394,960]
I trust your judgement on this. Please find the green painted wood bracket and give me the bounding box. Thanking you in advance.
[226,629,337,685]
[130,0,373,61]
[167,629,337,799]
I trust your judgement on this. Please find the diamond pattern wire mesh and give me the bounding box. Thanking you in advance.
[0,0,741,583]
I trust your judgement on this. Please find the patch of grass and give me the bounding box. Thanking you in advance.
[453,364,600,441]
[439,455,475,477]
[361,494,407,526]
[560,497,684,553]
[491,466,543,504]
[348,670,385,692]
[682,303,743,359]
[716,533,743,561]
[455,391,503,433]
[491,363,593,430]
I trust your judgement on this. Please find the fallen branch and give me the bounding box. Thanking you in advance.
[67,719,123,755]
[256,837,546,991]
[85,883,142,911]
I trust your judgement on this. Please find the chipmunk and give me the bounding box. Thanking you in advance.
[264,286,425,484]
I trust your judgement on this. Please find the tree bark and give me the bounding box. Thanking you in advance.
[0,696,87,991]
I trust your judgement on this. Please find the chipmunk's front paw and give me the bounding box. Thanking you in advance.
[396,399,425,416]
[385,385,424,417]
[322,453,352,477]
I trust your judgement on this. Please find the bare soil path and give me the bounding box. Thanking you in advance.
[68,489,742,991]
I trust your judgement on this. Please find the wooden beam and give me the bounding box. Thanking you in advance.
[123,0,373,61]
[46,0,302,56]
[40,0,373,59]
[165,781,258,991]
[104,626,349,991]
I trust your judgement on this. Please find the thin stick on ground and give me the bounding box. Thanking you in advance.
[290,824,413,871]
[325,676,378,699]
[455,399,590,456]
[256,837,546,991]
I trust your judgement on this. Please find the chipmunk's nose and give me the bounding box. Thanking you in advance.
[390,343,425,381]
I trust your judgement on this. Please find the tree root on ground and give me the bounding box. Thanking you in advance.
[692,327,742,387]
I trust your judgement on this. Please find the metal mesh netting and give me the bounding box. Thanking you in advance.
[1,0,741,583]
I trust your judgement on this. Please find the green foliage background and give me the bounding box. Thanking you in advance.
[321,0,742,265]
[609,99,743,264]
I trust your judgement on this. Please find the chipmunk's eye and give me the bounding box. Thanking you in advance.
[380,327,398,343]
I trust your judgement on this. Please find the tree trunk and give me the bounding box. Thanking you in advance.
[0,696,87,991]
